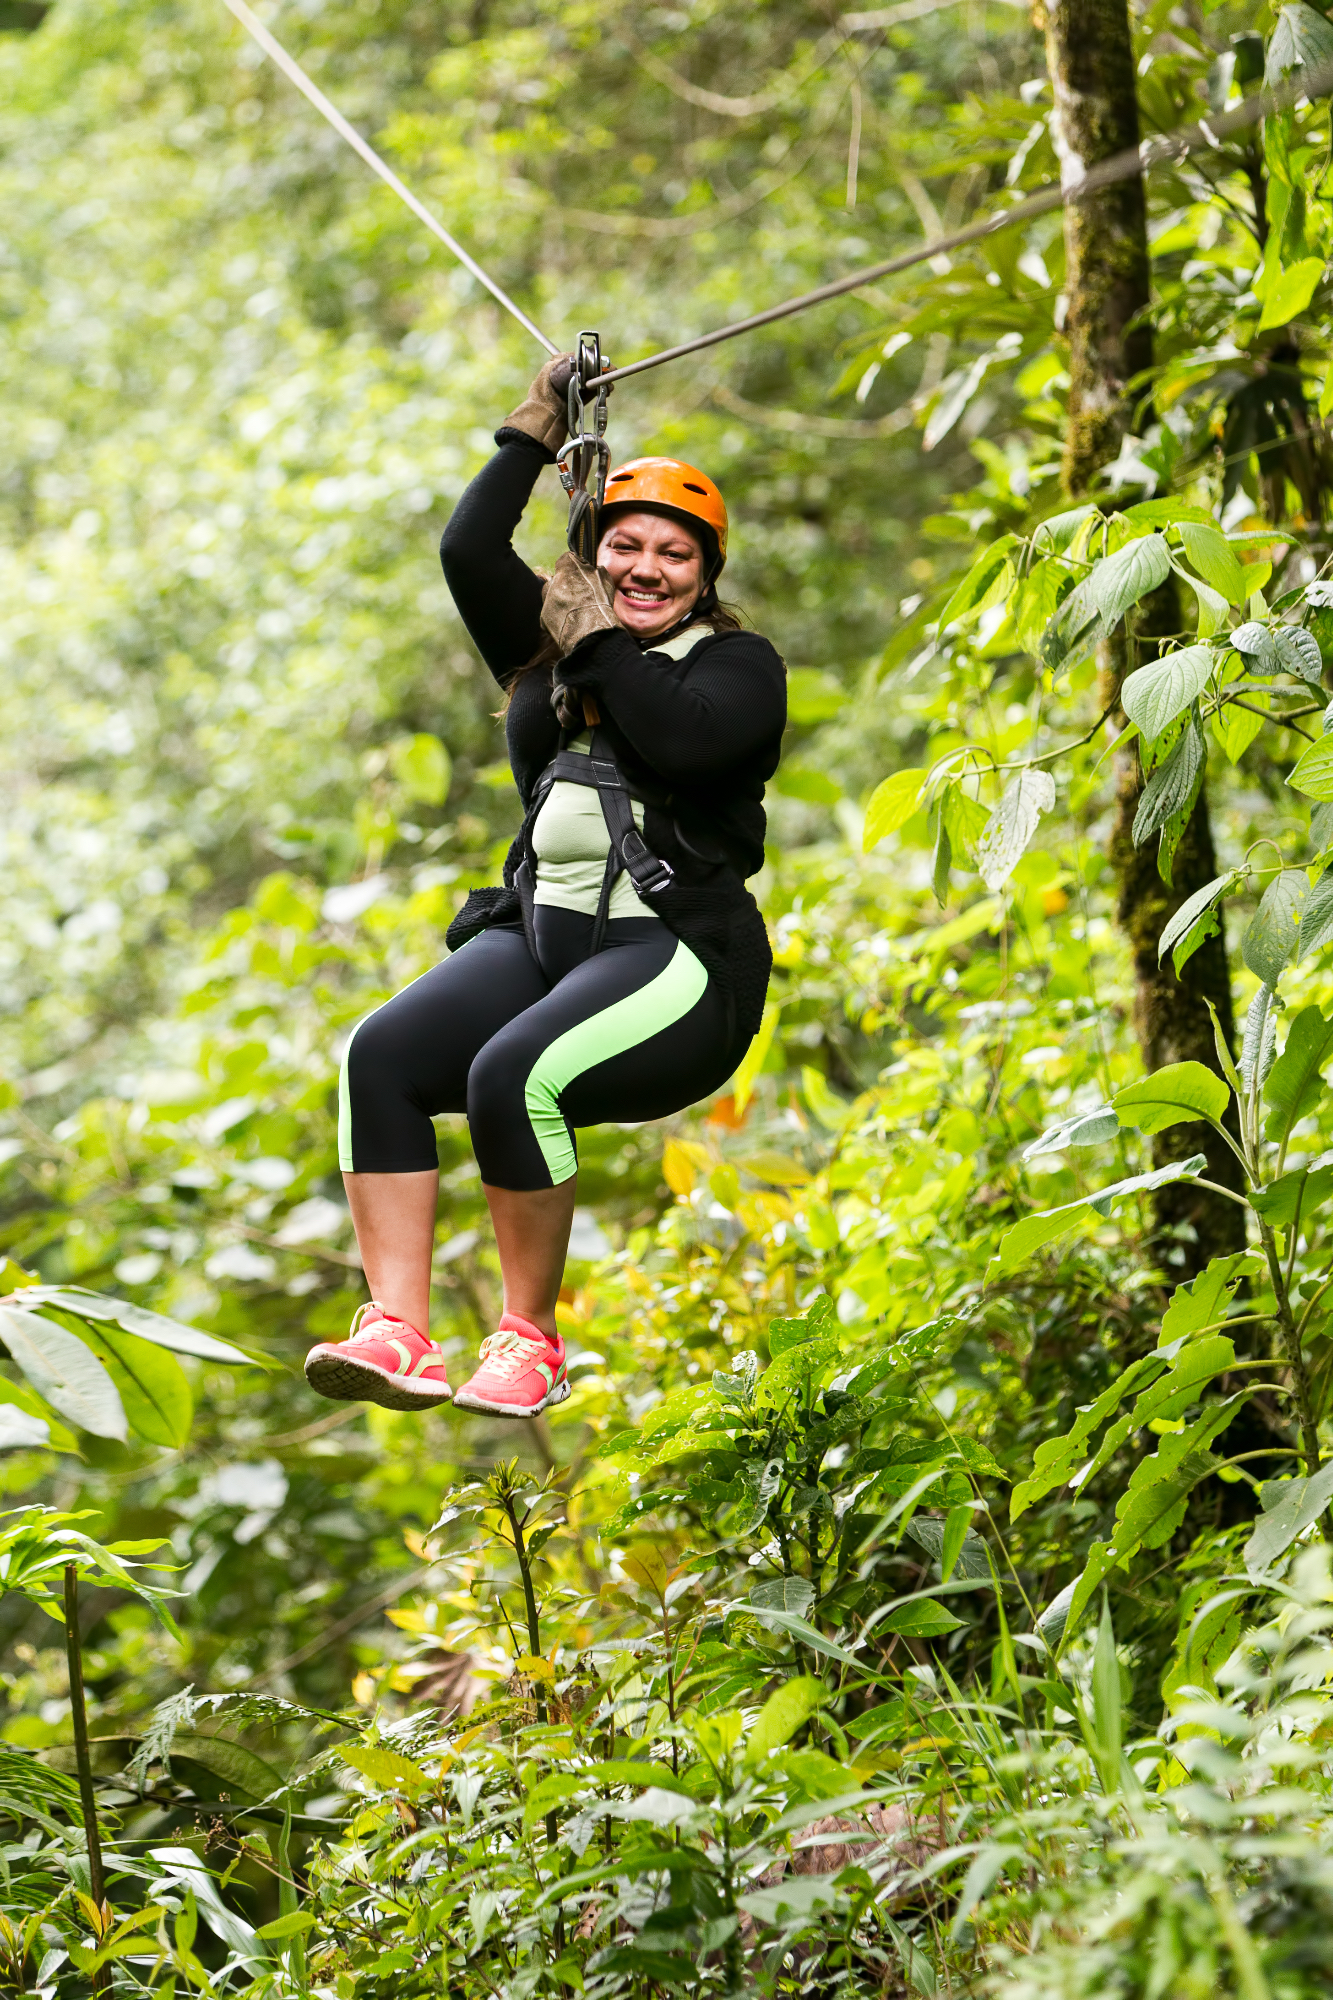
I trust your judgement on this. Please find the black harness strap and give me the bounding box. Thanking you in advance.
[523,729,675,960]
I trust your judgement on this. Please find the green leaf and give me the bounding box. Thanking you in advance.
[1178,523,1249,605]
[1159,1255,1252,1344]
[931,802,953,907]
[746,1675,827,1761]
[24,1290,258,1366]
[750,1577,816,1622]
[1233,621,1280,675]
[390,732,451,806]
[1120,645,1214,739]
[768,1295,834,1357]
[1257,256,1325,332]
[1250,1163,1333,1226]
[739,1604,872,1673]
[1247,868,1312,985]
[66,1321,192,1449]
[338,1744,430,1794]
[1131,720,1205,847]
[1090,1596,1122,1788]
[1275,626,1324,685]
[1011,1355,1169,1522]
[1243,1461,1333,1576]
[773,764,841,804]
[1266,4,1333,86]
[0,1307,128,1441]
[991,1156,1208,1275]
[1088,533,1170,626]
[1113,1062,1230,1133]
[863,769,926,851]
[937,536,1019,628]
[1213,693,1267,765]
[1263,1003,1333,1145]
[1288,736,1333,800]
[975,769,1055,893]
[1297,869,1333,960]
[171,1732,286,1803]
[1157,873,1237,965]
[255,1912,317,1941]
[1023,1107,1119,1158]
[883,1599,965,1637]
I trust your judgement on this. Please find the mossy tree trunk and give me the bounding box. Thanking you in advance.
[1041,0,1246,1268]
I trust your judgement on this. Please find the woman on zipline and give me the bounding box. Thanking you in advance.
[305,356,786,1418]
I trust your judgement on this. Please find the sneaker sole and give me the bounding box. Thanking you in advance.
[451,1379,571,1419]
[304,1350,452,1411]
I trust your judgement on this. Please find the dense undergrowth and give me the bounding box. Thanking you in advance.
[8,0,1333,1993]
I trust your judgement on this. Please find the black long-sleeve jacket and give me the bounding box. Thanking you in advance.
[439,431,786,1037]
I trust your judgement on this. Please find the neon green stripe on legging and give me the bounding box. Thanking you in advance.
[337,1012,372,1172]
[524,940,709,1183]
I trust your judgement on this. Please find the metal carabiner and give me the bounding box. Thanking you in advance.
[556,329,610,564]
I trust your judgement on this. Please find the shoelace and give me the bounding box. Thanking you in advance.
[477,1329,547,1381]
[349,1303,419,1344]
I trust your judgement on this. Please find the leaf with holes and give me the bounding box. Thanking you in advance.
[0,1308,127,1441]
[1088,533,1170,626]
[1121,646,1214,741]
[1243,869,1310,984]
[1263,1004,1333,1146]
[975,769,1056,893]
[1113,1063,1229,1134]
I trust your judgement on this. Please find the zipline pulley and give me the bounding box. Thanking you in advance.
[558,330,610,564]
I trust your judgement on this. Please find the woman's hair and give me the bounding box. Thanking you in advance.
[501,583,747,705]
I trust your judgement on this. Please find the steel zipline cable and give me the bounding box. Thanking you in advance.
[222,0,1330,393]
[220,0,559,355]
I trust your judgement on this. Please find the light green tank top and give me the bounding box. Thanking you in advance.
[532,623,713,921]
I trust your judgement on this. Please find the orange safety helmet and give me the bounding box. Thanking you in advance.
[599,456,729,580]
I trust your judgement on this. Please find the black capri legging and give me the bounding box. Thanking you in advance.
[337,908,745,1190]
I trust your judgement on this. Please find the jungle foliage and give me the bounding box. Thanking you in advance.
[9,0,1333,1994]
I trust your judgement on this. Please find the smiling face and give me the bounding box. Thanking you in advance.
[596,509,706,639]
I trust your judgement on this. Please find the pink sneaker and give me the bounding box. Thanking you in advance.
[304,1302,452,1411]
[452,1314,569,1418]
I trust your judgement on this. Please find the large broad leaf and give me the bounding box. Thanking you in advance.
[1120,645,1214,741]
[1233,622,1280,675]
[991,1155,1207,1275]
[1242,870,1310,986]
[975,769,1055,893]
[863,769,926,850]
[169,1732,287,1803]
[1266,0,1333,83]
[745,1675,826,1762]
[1088,533,1171,627]
[1288,737,1333,801]
[1159,1254,1253,1344]
[21,1289,257,1365]
[883,1598,965,1637]
[0,1403,50,1452]
[1297,869,1333,960]
[1113,1062,1229,1133]
[0,1307,127,1441]
[1263,1004,1333,1146]
[1243,1462,1333,1577]
[749,1576,816,1618]
[1178,523,1249,605]
[1250,1163,1333,1226]
[1011,1354,1169,1521]
[60,1320,192,1449]
[1157,873,1236,965]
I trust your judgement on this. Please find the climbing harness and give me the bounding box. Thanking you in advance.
[518,729,675,961]
[556,331,611,561]
[222,0,1330,403]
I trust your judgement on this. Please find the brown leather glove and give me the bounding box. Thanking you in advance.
[501,354,576,455]
[540,551,617,656]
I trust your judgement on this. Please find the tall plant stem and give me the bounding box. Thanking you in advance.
[1257,1221,1321,1477]
[63,1565,109,1995]
[499,1489,561,1886]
